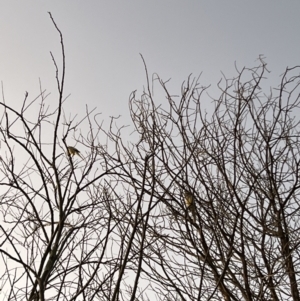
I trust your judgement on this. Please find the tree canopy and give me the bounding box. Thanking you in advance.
[1,15,300,301]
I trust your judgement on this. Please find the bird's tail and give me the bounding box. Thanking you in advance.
[190,205,196,222]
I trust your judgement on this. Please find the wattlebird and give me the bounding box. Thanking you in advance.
[67,146,84,160]
[184,190,196,222]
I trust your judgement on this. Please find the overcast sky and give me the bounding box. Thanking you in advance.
[0,3,299,298]
[1,1,299,127]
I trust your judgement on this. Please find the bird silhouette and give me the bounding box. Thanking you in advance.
[184,190,196,221]
[67,146,84,159]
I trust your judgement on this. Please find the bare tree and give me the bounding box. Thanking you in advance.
[102,57,300,300]
[0,14,144,301]
[1,14,300,301]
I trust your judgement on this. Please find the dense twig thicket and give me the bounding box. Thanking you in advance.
[1,15,300,301]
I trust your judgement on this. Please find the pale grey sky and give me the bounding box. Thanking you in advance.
[0,3,299,299]
[1,1,299,122]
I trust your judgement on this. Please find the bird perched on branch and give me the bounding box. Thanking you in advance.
[184,189,196,221]
[67,146,84,159]
[184,190,193,207]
